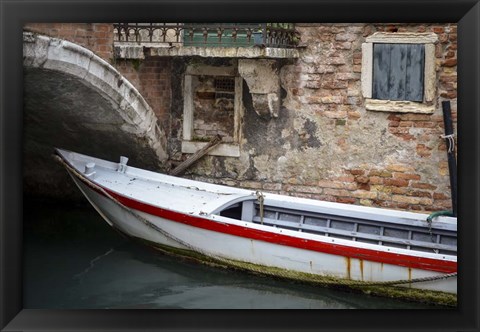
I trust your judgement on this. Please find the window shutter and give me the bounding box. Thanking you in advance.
[373,43,425,102]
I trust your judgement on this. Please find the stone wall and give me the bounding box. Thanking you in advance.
[183,23,457,213]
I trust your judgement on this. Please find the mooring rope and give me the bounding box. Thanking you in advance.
[56,155,457,290]
[440,133,455,153]
[255,191,265,225]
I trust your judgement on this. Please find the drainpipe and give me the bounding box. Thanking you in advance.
[441,101,457,217]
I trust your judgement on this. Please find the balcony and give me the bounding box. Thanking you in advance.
[113,23,300,59]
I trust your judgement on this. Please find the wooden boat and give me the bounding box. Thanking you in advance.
[55,148,457,302]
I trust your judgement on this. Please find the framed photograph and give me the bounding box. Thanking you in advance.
[1,0,479,331]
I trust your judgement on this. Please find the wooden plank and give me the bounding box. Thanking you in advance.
[170,135,222,176]
[388,44,407,100]
[373,43,425,102]
[372,43,391,100]
[405,44,425,102]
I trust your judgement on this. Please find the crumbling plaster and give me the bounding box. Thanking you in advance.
[238,59,282,118]
[184,24,455,212]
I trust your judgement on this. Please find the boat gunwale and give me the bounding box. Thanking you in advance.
[81,173,458,273]
[55,149,457,228]
[56,149,457,274]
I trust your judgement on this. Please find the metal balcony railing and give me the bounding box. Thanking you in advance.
[113,23,298,48]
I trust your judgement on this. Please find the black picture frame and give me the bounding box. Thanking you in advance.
[1,0,479,331]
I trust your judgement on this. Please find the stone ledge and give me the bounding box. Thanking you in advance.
[114,43,300,59]
[182,141,240,157]
[365,32,438,44]
[365,99,435,114]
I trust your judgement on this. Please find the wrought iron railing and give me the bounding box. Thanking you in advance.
[113,23,298,48]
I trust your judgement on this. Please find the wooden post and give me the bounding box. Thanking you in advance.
[441,101,457,216]
[170,135,222,176]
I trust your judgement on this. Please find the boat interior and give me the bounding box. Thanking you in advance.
[216,198,457,256]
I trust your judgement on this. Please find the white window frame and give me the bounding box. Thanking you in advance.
[361,32,438,114]
[182,64,243,157]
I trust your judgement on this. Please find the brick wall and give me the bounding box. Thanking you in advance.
[186,23,457,214]
[114,57,172,124]
[24,23,114,61]
[23,22,457,213]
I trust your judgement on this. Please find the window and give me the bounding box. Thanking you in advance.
[182,64,243,157]
[362,32,437,113]
[373,43,425,102]
[193,76,235,143]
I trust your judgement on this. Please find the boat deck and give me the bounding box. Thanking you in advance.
[57,149,253,215]
[57,148,457,257]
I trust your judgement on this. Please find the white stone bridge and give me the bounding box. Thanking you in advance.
[23,32,168,198]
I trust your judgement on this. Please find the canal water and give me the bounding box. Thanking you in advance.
[23,198,444,309]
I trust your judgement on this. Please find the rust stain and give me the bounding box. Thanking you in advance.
[359,259,364,281]
[408,267,412,287]
[345,257,351,279]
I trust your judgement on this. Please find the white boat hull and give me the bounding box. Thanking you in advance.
[70,172,457,295]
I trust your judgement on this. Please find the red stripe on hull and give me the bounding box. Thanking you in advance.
[76,171,457,274]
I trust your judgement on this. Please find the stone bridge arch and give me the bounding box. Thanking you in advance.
[23,32,168,198]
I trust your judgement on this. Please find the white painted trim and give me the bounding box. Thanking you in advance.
[181,141,241,157]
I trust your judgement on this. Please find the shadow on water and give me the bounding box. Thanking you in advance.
[23,197,448,309]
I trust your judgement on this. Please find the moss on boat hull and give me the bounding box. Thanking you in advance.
[125,233,456,307]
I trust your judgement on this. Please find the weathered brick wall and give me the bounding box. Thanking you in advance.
[24,22,457,213]
[114,57,172,124]
[24,23,114,61]
[187,23,457,213]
